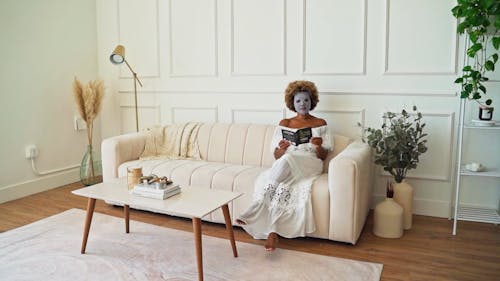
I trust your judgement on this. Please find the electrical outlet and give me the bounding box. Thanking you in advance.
[25,145,39,159]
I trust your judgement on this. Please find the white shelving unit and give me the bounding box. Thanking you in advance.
[452,99,500,235]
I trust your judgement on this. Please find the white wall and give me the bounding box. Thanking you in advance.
[0,0,98,202]
[97,0,500,218]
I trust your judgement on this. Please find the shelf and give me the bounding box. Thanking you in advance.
[464,124,500,130]
[464,120,500,130]
[457,206,500,224]
[460,168,500,178]
[453,99,500,235]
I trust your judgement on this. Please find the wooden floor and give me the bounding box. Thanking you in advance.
[1,182,499,281]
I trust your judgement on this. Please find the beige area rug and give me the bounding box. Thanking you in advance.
[0,209,382,281]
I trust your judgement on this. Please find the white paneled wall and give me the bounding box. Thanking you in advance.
[118,0,160,78]
[232,0,285,75]
[97,0,500,218]
[303,0,366,74]
[384,0,457,74]
[170,0,218,77]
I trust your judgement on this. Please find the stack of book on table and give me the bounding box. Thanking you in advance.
[131,182,181,200]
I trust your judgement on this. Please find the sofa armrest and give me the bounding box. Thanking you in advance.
[327,140,372,244]
[101,132,148,182]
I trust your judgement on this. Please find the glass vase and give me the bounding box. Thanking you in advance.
[80,144,102,186]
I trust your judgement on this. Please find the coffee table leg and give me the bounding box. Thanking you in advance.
[221,204,238,257]
[192,217,203,281]
[81,198,96,254]
[124,204,130,233]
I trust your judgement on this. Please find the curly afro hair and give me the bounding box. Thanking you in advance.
[284,80,319,112]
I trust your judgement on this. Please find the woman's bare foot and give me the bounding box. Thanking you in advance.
[264,232,278,252]
[236,219,246,225]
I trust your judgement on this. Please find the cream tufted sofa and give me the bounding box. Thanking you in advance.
[101,123,373,244]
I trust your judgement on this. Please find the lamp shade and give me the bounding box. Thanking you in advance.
[110,45,125,64]
[109,44,143,132]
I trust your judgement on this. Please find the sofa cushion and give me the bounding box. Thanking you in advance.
[196,123,349,173]
[197,123,280,168]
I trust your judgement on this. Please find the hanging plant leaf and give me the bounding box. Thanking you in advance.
[485,60,495,71]
[452,1,499,107]
[462,65,472,71]
[479,85,487,93]
[467,43,483,57]
[493,37,500,50]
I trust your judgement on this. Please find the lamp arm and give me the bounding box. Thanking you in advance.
[124,59,143,87]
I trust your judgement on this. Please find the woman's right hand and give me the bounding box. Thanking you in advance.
[274,139,291,159]
[278,139,291,150]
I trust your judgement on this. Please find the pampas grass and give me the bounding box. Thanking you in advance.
[73,78,105,147]
[73,77,105,183]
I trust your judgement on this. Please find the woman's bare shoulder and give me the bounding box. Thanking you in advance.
[278,119,290,127]
[311,117,327,127]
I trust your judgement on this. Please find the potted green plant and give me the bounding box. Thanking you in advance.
[452,0,500,120]
[361,106,428,230]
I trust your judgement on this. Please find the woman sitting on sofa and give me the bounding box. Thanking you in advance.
[237,80,331,252]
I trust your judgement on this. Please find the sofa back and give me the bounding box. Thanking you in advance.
[196,123,351,170]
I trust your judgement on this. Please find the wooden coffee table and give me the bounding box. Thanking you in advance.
[72,179,242,281]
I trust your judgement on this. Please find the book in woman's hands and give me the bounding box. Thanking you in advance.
[281,127,312,145]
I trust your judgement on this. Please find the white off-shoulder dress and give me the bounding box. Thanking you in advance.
[239,125,332,239]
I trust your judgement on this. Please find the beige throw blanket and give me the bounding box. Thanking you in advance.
[140,122,202,160]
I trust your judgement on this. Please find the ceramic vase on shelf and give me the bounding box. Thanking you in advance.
[393,180,414,230]
[373,184,403,238]
[478,105,494,121]
[80,145,102,186]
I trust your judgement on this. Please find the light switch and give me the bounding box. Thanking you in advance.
[74,115,87,131]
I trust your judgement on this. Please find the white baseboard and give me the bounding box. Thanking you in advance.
[372,194,451,218]
[0,169,80,204]
[413,198,452,218]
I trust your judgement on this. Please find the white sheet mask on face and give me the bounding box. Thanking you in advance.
[294,92,311,115]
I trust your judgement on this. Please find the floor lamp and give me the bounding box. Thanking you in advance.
[110,45,143,132]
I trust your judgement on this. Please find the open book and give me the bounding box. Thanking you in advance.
[281,127,312,145]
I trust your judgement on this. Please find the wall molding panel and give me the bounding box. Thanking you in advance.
[119,105,161,133]
[302,0,367,75]
[383,0,457,75]
[171,107,219,124]
[313,109,365,139]
[230,0,286,76]
[320,89,457,97]
[117,0,160,78]
[168,0,218,77]
[231,108,286,124]
[117,89,457,97]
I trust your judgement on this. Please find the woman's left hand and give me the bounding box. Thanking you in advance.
[311,137,327,160]
[310,137,323,146]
